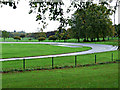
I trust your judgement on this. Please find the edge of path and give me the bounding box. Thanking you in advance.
[0,42,118,61]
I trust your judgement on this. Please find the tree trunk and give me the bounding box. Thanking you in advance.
[97,37,100,41]
[78,37,80,42]
[87,37,89,42]
[112,36,114,40]
[59,38,60,41]
[83,38,86,42]
[108,36,109,40]
[91,38,93,42]
[102,37,105,41]
[4,38,5,41]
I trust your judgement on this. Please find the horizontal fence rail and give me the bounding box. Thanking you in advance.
[1,52,119,72]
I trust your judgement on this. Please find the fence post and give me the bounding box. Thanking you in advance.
[112,53,113,61]
[95,55,96,64]
[52,57,54,69]
[23,58,25,70]
[75,56,77,67]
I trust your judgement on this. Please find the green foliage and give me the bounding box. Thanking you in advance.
[60,33,70,42]
[48,35,57,41]
[0,1,117,40]
[115,24,120,36]
[0,1,18,9]
[69,2,114,42]
[55,31,61,40]
[8,32,14,38]
[32,32,46,39]
[14,36,21,41]
[0,30,2,37]
[55,29,71,42]
[13,32,21,37]
[29,1,65,30]
[38,37,46,42]
[2,30,9,41]
[20,34,25,38]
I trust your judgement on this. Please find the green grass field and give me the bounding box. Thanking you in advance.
[1,37,119,88]
[2,63,118,88]
[2,50,118,71]
[2,43,91,58]
[0,37,118,46]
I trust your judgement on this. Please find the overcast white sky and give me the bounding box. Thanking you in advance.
[0,0,118,33]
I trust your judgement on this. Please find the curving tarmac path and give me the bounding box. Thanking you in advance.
[0,42,118,61]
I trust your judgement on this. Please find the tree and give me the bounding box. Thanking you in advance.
[0,30,2,38]
[32,32,46,39]
[9,32,14,38]
[14,36,21,41]
[66,28,73,38]
[39,32,46,38]
[13,32,21,37]
[60,33,67,42]
[115,24,120,36]
[55,31,61,41]
[26,33,34,39]
[38,37,46,42]
[68,2,114,42]
[48,35,57,42]
[20,34,25,39]
[2,30,9,41]
[0,0,119,35]
[115,24,120,50]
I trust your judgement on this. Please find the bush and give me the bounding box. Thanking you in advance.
[67,35,71,39]
[20,34,25,38]
[48,35,57,41]
[14,36,21,41]
[38,37,46,42]
[28,39,32,40]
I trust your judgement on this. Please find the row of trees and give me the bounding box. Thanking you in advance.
[1,23,119,42]
[68,2,115,42]
[1,0,119,43]
[1,30,26,41]
[26,30,71,42]
[1,30,71,42]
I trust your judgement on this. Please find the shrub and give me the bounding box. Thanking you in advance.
[38,37,46,42]
[67,35,71,39]
[20,34,25,39]
[28,39,32,40]
[48,35,57,41]
[14,36,21,41]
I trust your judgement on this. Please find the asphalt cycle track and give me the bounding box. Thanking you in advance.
[0,42,118,61]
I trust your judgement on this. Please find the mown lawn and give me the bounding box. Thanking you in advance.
[2,43,91,58]
[0,37,118,45]
[82,39,118,46]
[2,50,118,71]
[1,37,119,88]
[2,63,118,88]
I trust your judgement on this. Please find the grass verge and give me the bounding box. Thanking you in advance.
[2,50,118,71]
[2,43,91,58]
[2,63,118,88]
